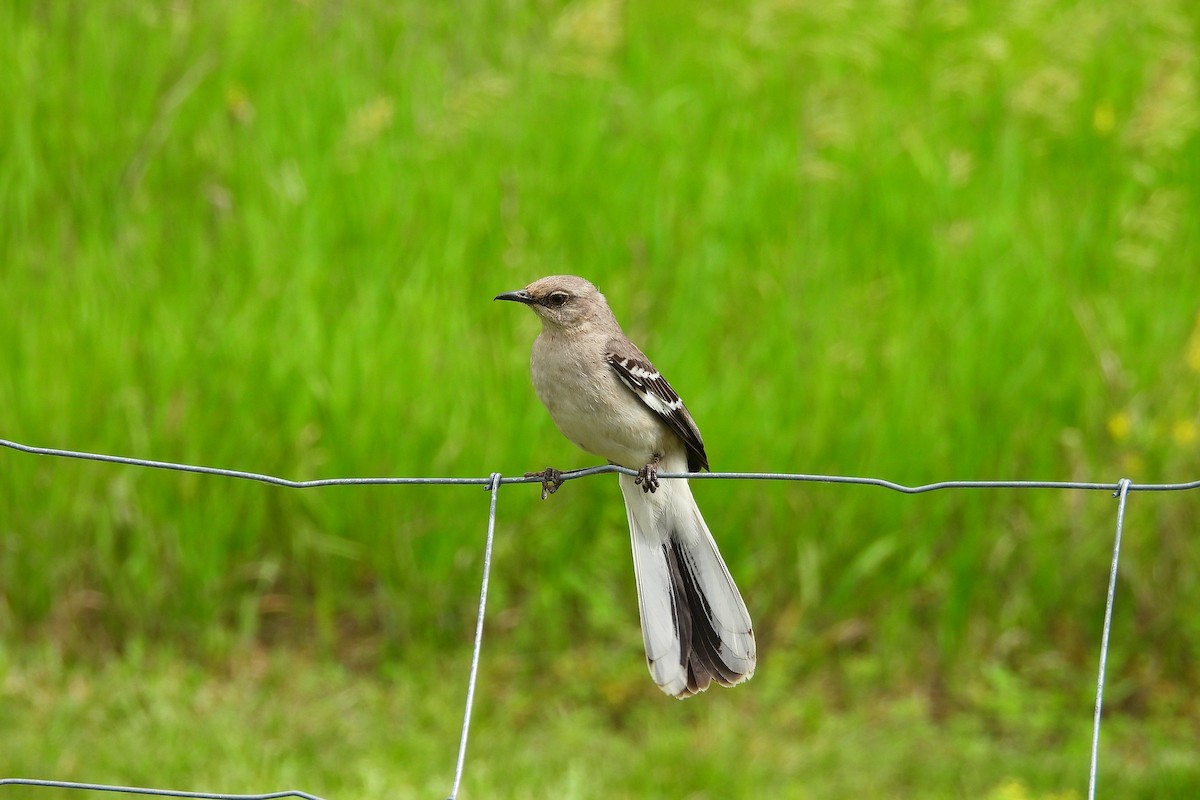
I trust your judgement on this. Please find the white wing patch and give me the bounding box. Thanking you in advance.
[618,360,684,414]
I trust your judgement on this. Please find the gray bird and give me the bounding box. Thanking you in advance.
[496,275,755,698]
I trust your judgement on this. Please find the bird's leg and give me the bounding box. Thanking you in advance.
[524,466,564,500]
[634,454,662,494]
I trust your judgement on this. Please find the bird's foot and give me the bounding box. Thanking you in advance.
[524,467,564,500]
[634,459,660,494]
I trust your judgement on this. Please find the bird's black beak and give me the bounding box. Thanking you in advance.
[494,289,533,304]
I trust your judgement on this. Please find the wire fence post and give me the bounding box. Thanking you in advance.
[447,473,501,800]
[1088,477,1131,800]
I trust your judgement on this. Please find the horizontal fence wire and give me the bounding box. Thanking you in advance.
[2,436,1199,800]
[4,438,1200,493]
[0,780,327,800]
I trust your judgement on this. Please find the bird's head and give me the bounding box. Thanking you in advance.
[494,275,610,330]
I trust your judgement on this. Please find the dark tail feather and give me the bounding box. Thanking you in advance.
[664,536,745,695]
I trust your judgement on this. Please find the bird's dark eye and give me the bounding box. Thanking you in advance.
[545,292,570,308]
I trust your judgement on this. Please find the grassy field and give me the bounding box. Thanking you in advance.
[3,645,1198,799]
[2,0,1199,795]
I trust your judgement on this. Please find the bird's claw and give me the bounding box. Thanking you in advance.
[524,467,564,500]
[634,462,660,494]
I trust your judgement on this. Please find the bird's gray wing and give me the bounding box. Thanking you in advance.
[605,348,709,472]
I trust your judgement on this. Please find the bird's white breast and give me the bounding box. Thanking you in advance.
[530,330,668,469]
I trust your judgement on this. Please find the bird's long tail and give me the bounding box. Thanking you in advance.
[619,466,756,698]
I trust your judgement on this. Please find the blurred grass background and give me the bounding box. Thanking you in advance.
[1,0,1199,796]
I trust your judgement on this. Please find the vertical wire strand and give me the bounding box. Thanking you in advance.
[447,473,501,800]
[1088,477,1131,800]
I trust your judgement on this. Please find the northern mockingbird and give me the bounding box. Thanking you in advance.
[496,275,755,698]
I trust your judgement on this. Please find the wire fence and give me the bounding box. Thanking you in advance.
[2,436,1198,800]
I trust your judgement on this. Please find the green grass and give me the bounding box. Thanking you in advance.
[1,0,1199,794]
[1,646,1196,799]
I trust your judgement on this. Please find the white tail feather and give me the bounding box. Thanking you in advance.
[619,471,755,698]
